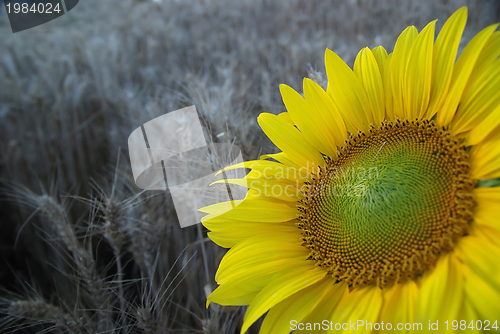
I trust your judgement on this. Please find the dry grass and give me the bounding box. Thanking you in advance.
[0,0,498,332]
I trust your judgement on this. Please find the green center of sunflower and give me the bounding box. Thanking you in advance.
[297,120,475,288]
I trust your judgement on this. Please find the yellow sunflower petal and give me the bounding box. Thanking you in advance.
[378,280,419,331]
[463,31,500,91]
[303,78,348,146]
[471,31,500,72]
[200,196,297,222]
[472,186,500,231]
[469,135,500,180]
[437,24,499,126]
[325,48,372,132]
[354,47,385,125]
[371,46,388,74]
[382,53,395,120]
[217,256,307,286]
[208,286,258,307]
[260,152,302,169]
[215,233,305,281]
[473,185,500,203]
[276,111,294,125]
[260,277,337,334]
[198,199,240,215]
[450,30,500,134]
[403,20,436,119]
[371,46,389,122]
[468,222,500,247]
[258,112,325,167]
[451,61,500,134]
[466,104,500,146]
[204,219,298,248]
[295,282,348,334]
[390,25,418,119]
[426,7,467,119]
[329,285,383,332]
[455,232,500,292]
[462,263,500,320]
[209,258,310,307]
[416,253,464,322]
[240,266,327,334]
[280,84,338,158]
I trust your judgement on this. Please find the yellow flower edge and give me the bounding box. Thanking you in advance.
[202,7,500,334]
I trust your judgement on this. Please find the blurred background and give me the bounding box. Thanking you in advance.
[0,0,499,332]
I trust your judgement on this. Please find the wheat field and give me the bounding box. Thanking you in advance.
[0,0,498,333]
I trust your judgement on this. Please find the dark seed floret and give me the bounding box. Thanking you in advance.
[297,120,475,289]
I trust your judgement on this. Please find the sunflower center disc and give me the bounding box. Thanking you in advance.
[297,120,475,288]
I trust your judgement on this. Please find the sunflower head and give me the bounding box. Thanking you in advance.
[298,119,475,289]
[202,6,500,334]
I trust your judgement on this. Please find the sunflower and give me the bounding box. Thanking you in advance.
[201,7,500,334]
